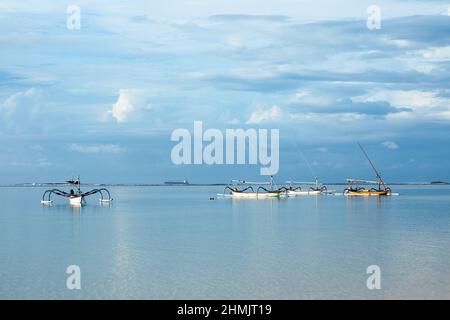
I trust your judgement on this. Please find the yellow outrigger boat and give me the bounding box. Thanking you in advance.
[344,144,392,196]
[344,179,391,196]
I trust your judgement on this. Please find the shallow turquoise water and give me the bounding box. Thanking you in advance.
[1,185,449,299]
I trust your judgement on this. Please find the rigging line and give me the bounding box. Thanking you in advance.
[291,140,316,180]
[357,143,386,187]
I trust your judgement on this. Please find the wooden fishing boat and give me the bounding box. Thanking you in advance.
[284,179,328,196]
[344,144,392,196]
[223,176,282,199]
[41,177,113,206]
[344,179,391,196]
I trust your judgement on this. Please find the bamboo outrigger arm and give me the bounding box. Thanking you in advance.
[41,177,113,205]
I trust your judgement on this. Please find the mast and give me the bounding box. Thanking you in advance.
[270,175,275,191]
[357,143,386,189]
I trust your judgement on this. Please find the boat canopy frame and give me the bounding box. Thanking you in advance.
[224,176,282,195]
[285,178,327,192]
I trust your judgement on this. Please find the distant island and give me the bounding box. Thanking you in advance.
[430,181,449,185]
[164,180,189,186]
[1,181,449,187]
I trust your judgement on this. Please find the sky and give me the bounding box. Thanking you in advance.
[1,0,450,184]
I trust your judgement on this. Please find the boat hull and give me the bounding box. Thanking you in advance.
[287,190,322,196]
[70,196,85,206]
[231,191,280,199]
[345,190,390,196]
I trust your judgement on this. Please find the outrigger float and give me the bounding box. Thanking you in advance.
[41,177,113,206]
[284,179,328,196]
[222,176,282,199]
[344,144,392,196]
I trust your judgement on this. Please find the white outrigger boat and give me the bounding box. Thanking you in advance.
[41,177,113,206]
[284,178,328,196]
[222,176,282,199]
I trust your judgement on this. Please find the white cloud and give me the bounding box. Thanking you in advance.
[377,91,443,108]
[111,89,137,123]
[110,89,156,123]
[294,91,309,99]
[355,90,450,120]
[406,60,435,74]
[290,90,334,106]
[246,105,282,124]
[0,88,46,133]
[222,34,243,49]
[387,39,412,48]
[382,141,399,150]
[69,144,126,154]
[11,158,51,168]
[422,46,450,61]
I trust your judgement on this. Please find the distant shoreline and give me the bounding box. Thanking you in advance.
[0,182,448,187]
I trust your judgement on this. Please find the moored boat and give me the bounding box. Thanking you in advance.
[223,176,282,199]
[344,179,391,196]
[69,195,86,206]
[284,179,328,196]
[343,144,393,196]
[41,176,113,206]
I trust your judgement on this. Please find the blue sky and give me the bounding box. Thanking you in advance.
[1,0,450,183]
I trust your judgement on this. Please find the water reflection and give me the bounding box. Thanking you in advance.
[1,186,450,299]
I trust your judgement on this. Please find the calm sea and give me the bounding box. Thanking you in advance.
[0,185,449,299]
